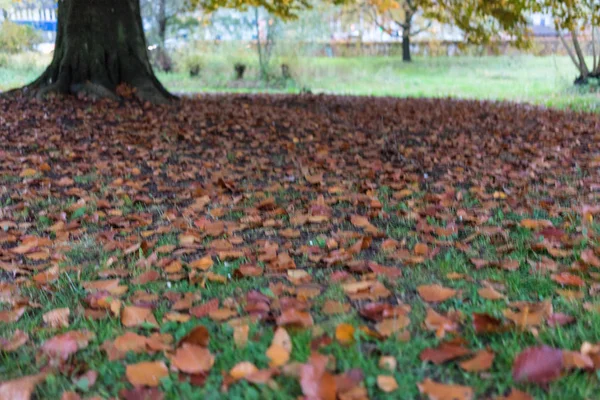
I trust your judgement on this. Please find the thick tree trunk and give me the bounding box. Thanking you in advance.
[23,0,174,103]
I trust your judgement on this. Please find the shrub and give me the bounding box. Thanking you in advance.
[0,21,42,53]
[180,53,203,77]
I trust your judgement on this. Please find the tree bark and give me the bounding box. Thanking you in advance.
[402,30,411,62]
[401,11,413,63]
[571,30,589,83]
[157,0,167,49]
[23,0,174,103]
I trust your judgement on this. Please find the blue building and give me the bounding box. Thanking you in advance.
[1,3,57,41]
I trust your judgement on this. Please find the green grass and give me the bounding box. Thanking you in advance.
[2,194,600,398]
[158,54,600,112]
[1,52,599,112]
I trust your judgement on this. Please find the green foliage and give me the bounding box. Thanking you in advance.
[191,0,346,20]
[428,0,534,47]
[0,21,42,53]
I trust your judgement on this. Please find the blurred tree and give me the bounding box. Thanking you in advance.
[0,0,13,19]
[538,0,600,82]
[21,0,327,102]
[141,0,189,71]
[348,0,533,62]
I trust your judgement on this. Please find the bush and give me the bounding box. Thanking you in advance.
[180,53,203,77]
[0,21,42,53]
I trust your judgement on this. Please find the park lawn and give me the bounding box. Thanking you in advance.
[1,53,599,112]
[1,94,600,399]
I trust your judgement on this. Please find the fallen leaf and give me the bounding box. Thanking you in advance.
[417,284,457,303]
[170,343,214,374]
[43,308,70,328]
[418,378,473,400]
[335,323,355,345]
[230,362,259,380]
[512,346,563,384]
[126,361,168,387]
[459,349,495,372]
[121,306,157,327]
[0,372,47,400]
[376,375,398,393]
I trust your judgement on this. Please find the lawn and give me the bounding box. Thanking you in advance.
[1,53,599,112]
[1,94,600,399]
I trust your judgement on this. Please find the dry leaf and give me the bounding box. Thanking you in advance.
[126,361,168,387]
[376,375,398,393]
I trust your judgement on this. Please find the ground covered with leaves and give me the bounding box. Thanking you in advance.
[1,94,600,400]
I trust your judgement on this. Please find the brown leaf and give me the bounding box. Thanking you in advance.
[0,372,47,400]
[478,287,505,301]
[300,353,336,400]
[126,361,169,387]
[121,306,157,327]
[0,330,29,352]
[376,375,398,393]
[417,284,457,303]
[418,378,473,400]
[321,300,350,315]
[550,272,585,287]
[520,219,553,230]
[40,331,95,362]
[179,325,210,347]
[189,256,214,271]
[420,341,470,365]
[43,308,70,328]
[170,343,214,374]
[459,349,495,372]
[229,362,259,380]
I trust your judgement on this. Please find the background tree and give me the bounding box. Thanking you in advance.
[354,0,433,62]
[539,0,600,82]
[20,0,329,102]
[141,0,190,71]
[346,0,533,63]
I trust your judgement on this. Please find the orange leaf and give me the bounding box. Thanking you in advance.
[417,284,457,303]
[418,378,473,400]
[170,343,214,374]
[0,372,47,400]
[189,256,214,271]
[376,375,398,393]
[125,361,168,387]
[121,306,157,328]
[459,349,495,372]
[335,323,355,345]
[230,362,259,380]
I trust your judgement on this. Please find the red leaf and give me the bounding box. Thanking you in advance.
[512,346,563,384]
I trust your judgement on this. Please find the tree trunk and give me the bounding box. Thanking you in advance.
[23,0,174,103]
[571,30,589,83]
[402,12,413,63]
[157,0,167,49]
[402,31,411,62]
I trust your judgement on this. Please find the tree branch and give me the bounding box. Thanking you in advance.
[559,33,582,71]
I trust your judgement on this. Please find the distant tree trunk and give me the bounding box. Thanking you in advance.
[401,11,413,63]
[157,0,167,49]
[402,30,411,62]
[23,0,174,103]
[155,0,173,72]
